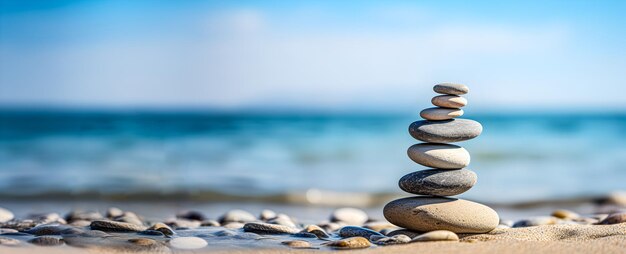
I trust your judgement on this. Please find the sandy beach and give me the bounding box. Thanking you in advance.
[1,196,625,253]
[2,224,625,254]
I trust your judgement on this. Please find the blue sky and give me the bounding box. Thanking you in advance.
[1,0,625,111]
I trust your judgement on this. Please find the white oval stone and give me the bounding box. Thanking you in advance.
[169,237,208,249]
[407,143,470,169]
[411,230,459,242]
[431,95,467,108]
[420,107,463,121]
[384,197,499,233]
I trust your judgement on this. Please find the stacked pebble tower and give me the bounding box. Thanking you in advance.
[383,83,499,234]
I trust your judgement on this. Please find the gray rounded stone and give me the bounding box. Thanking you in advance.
[399,169,477,196]
[242,222,299,234]
[407,143,470,169]
[433,83,469,95]
[338,226,384,239]
[90,220,146,232]
[409,119,482,143]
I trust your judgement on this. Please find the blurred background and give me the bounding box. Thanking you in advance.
[0,0,625,215]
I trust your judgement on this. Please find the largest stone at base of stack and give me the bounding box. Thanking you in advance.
[384,197,499,233]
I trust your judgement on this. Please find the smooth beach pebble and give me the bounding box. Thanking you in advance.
[222,222,245,229]
[512,216,559,227]
[409,119,483,143]
[433,83,469,95]
[200,219,220,227]
[330,208,368,225]
[65,210,103,223]
[431,95,468,108]
[0,207,14,223]
[268,214,297,228]
[407,143,470,169]
[260,209,278,221]
[420,107,464,121]
[551,209,580,220]
[106,207,124,218]
[399,168,477,196]
[383,197,499,233]
[363,221,397,232]
[339,226,384,239]
[90,220,146,232]
[219,209,257,224]
[147,222,174,236]
[25,225,75,236]
[302,225,330,239]
[281,240,311,249]
[598,212,626,224]
[324,236,371,249]
[243,222,299,234]
[411,230,459,242]
[0,236,20,246]
[169,237,208,250]
[28,236,64,246]
[370,234,411,245]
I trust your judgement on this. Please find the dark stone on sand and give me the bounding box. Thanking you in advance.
[139,230,165,236]
[409,119,482,143]
[598,212,626,225]
[90,220,146,232]
[177,210,206,221]
[25,225,74,236]
[399,168,477,196]
[292,232,317,238]
[338,226,384,239]
[243,222,299,234]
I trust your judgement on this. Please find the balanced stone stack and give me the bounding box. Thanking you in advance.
[383,83,499,234]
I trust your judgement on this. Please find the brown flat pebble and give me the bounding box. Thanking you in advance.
[28,236,64,246]
[324,236,370,249]
[128,238,157,246]
[281,240,311,249]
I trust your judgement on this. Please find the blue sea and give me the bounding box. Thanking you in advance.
[1,109,625,204]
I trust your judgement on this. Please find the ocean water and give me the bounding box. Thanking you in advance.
[0,109,625,204]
